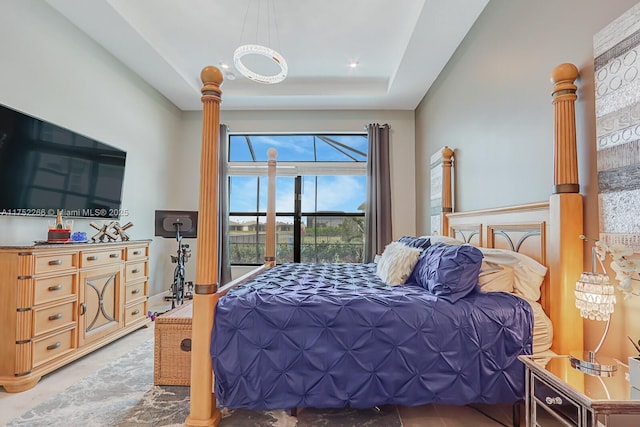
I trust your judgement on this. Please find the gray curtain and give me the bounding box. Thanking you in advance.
[364,123,392,262]
[218,124,232,285]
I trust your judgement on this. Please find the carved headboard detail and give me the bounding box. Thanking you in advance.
[447,202,551,314]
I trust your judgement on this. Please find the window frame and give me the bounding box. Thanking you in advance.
[227,132,367,265]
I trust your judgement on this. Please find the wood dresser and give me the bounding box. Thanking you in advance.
[0,240,151,392]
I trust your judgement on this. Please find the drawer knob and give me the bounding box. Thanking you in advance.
[109,253,120,258]
[47,341,61,351]
[86,255,98,261]
[545,396,563,405]
[131,309,140,315]
[48,284,63,291]
[48,313,63,321]
[133,250,141,255]
[48,259,63,266]
[131,289,140,294]
[132,268,140,274]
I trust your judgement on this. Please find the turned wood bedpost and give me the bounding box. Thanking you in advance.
[548,63,584,356]
[186,66,223,427]
[265,148,277,266]
[440,146,454,235]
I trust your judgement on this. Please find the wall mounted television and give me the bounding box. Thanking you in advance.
[0,103,126,219]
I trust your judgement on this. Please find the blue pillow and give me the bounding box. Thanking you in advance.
[409,242,483,302]
[398,236,431,251]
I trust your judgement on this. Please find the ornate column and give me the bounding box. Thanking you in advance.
[186,66,223,427]
[548,63,583,356]
[440,146,454,235]
[265,148,277,266]
[551,63,580,194]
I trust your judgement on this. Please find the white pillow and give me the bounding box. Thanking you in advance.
[478,261,515,293]
[478,247,547,301]
[376,241,422,285]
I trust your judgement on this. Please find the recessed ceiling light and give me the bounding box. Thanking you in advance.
[349,61,358,69]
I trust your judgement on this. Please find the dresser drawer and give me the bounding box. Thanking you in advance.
[125,261,147,282]
[33,301,76,336]
[125,281,147,303]
[79,249,123,268]
[125,300,147,326]
[35,253,75,274]
[33,327,76,368]
[34,274,75,305]
[533,374,580,426]
[126,246,148,261]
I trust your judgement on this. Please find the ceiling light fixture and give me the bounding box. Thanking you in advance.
[234,0,288,84]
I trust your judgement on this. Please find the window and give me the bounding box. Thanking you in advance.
[228,133,367,265]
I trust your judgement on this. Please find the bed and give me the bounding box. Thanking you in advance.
[185,63,585,426]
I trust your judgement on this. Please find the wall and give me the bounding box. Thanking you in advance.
[177,109,416,280]
[0,0,182,296]
[415,0,640,360]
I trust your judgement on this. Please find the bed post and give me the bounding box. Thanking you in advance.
[265,148,277,266]
[548,63,583,355]
[440,146,454,235]
[185,66,223,427]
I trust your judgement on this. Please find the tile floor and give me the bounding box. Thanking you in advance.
[0,296,518,426]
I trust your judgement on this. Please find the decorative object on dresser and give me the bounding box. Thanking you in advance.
[89,221,118,242]
[47,211,73,242]
[89,220,134,242]
[113,221,134,241]
[0,240,150,392]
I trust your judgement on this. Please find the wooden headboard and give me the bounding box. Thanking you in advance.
[435,63,584,357]
[447,202,550,311]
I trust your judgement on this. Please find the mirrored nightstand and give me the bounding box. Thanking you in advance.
[519,355,640,426]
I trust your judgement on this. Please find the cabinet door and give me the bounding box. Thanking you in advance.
[78,264,123,346]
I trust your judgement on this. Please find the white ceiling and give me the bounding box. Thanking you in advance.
[45,0,488,112]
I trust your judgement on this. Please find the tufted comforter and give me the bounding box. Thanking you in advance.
[211,263,533,410]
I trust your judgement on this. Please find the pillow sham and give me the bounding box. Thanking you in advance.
[376,241,422,285]
[478,247,547,301]
[398,236,431,250]
[478,261,515,293]
[408,242,483,302]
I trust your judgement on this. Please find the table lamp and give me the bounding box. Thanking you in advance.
[570,250,617,376]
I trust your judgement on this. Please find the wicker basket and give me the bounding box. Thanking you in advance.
[154,302,193,386]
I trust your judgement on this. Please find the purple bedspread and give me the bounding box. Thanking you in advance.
[211,263,533,410]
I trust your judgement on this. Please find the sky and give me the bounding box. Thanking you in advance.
[228,134,367,220]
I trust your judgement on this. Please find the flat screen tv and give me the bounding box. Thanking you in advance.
[0,103,126,219]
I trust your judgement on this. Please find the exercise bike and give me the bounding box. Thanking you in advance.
[165,219,194,309]
[153,210,198,316]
